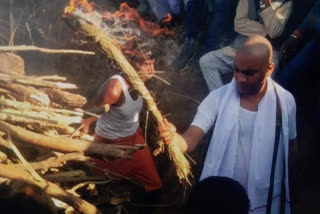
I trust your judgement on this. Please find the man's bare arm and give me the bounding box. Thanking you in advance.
[159,119,206,153]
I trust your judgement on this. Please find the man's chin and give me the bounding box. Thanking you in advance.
[237,85,248,95]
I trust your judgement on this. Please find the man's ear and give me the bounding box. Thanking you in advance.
[266,62,275,77]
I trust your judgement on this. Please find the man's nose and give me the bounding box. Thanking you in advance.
[234,71,247,83]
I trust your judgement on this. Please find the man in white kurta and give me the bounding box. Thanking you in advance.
[160,35,297,214]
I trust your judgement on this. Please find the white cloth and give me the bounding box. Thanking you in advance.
[191,77,296,214]
[199,50,234,91]
[95,75,143,139]
[234,0,292,39]
[233,107,256,191]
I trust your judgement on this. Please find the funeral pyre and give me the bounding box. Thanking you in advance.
[0,52,150,214]
[0,1,190,213]
[63,0,192,185]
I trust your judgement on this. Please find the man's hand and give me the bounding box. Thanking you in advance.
[264,0,272,7]
[81,117,97,134]
[158,118,177,145]
[280,36,301,64]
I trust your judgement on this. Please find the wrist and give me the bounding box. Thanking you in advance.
[291,28,303,39]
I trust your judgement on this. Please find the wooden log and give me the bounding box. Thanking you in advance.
[0,112,76,134]
[14,152,90,171]
[63,16,191,183]
[0,45,95,55]
[7,133,44,182]
[41,88,87,108]
[0,163,100,214]
[1,108,82,124]
[0,97,83,116]
[44,170,86,180]
[0,52,25,75]
[0,73,77,89]
[0,121,138,159]
[0,136,10,148]
[0,82,50,106]
[45,175,107,183]
[35,75,67,81]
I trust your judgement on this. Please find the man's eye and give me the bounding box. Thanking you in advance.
[244,72,254,76]
[243,70,256,76]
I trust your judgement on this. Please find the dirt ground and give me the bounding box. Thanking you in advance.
[0,0,319,214]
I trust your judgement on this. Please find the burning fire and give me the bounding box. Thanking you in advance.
[64,0,94,14]
[161,13,172,23]
[64,0,174,76]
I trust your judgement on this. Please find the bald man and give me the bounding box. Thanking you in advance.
[160,36,297,214]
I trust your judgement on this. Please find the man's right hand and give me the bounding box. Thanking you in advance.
[158,119,177,145]
[280,36,301,63]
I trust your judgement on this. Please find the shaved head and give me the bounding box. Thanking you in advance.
[233,35,275,96]
[237,35,273,66]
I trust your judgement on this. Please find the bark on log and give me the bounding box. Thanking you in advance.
[0,112,76,134]
[1,108,82,125]
[44,170,86,180]
[0,52,25,75]
[0,73,77,89]
[0,163,100,214]
[0,97,83,116]
[45,175,106,183]
[0,82,50,106]
[41,88,87,108]
[63,15,191,183]
[0,121,138,159]
[15,152,90,171]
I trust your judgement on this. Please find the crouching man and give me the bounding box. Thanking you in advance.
[82,68,162,200]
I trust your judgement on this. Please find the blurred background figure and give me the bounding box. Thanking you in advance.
[185,176,249,214]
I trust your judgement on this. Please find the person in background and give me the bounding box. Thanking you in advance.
[200,0,292,91]
[171,0,237,72]
[137,0,188,24]
[0,180,57,214]
[279,0,320,139]
[159,36,297,214]
[185,176,249,214]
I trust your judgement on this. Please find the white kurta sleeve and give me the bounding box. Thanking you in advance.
[191,92,220,133]
[234,0,267,36]
[259,1,293,39]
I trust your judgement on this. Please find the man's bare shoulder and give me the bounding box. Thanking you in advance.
[101,78,124,105]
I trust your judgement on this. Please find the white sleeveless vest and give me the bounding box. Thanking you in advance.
[95,75,143,139]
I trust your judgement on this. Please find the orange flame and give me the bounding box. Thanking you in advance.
[109,3,174,37]
[64,1,174,77]
[161,13,172,23]
[64,0,94,14]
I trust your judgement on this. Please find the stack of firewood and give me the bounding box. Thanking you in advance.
[0,71,142,213]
